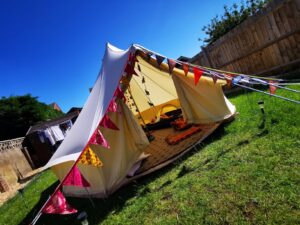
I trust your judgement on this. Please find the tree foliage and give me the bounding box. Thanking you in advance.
[201,0,270,45]
[0,94,64,140]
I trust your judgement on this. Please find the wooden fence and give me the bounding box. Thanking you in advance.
[190,0,300,76]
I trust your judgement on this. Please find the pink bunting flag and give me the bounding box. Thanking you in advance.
[63,166,90,187]
[124,63,138,76]
[269,80,278,95]
[89,129,110,148]
[108,99,118,113]
[42,190,77,215]
[193,67,203,85]
[100,114,119,130]
[155,55,165,67]
[167,59,176,74]
[114,86,126,102]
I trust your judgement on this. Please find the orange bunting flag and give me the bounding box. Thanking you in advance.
[269,80,278,95]
[167,59,176,74]
[42,190,77,215]
[79,147,103,167]
[225,74,233,88]
[155,55,165,67]
[182,63,189,76]
[193,67,203,85]
[100,114,119,130]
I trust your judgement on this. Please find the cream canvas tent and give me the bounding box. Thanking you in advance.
[45,43,236,198]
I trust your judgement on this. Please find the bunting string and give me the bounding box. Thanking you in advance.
[133,44,300,105]
[235,83,300,105]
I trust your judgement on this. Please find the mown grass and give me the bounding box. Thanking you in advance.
[0,86,299,225]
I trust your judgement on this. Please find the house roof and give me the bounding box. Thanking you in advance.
[26,111,80,135]
[49,102,62,112]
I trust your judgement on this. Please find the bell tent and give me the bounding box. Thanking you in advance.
[45,43,236,198]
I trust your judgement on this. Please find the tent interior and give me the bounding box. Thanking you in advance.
[50,44,236,198]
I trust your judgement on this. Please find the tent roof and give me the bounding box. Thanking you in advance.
[44,43,131,168]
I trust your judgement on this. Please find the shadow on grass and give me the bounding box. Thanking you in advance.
[19,181,59,225]
[21,122,269,225]
[174,123,270,179]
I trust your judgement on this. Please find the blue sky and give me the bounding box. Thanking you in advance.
[0,0,236,112]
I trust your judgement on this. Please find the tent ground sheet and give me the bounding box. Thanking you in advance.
[135,122,221,176]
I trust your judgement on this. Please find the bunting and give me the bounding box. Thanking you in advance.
[225,74,233,88]
[193,67,203,85]
[63,166,90,187]
[42,190,77,215]
[108,99,118,113]
[146,52,153,61]
[79,146,103,167]
[155,55,165,67]
[212,74,218,84]
[167,59,176,74]
[269,80,278,95]
[114,86,126,102]
[100,114,119,130]
[89,129,110,148]
[232,76,242,86]
[182,63,189,76]
[124,63,138,76]
[128,52,138,65]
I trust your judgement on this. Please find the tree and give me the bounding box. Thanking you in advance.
[0,94,64,140]
[200,0,270,45]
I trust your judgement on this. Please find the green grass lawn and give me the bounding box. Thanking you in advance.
[1,86,299,225]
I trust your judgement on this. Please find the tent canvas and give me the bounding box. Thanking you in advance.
[45,43,236,198]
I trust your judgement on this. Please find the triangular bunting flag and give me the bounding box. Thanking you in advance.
[155,55,165,67]
[42,190,77,215]
[193,67,203,85]
[114,86,126,102]
[269,80,278,95]
[232,76,242,86]
[146,52,152,61]
[167,59,176,74]
[108,99,117,113]
[212,74,218,84]
[79,147,103,167]
[182,63,189,76]
[100,114,119,130]
[128,52,138,65]
[63,166,90,187]
[225,74,233,88]
[89,129,110,148]
[124,63,138,76]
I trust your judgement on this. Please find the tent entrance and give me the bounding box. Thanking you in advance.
[117,50,235,181]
